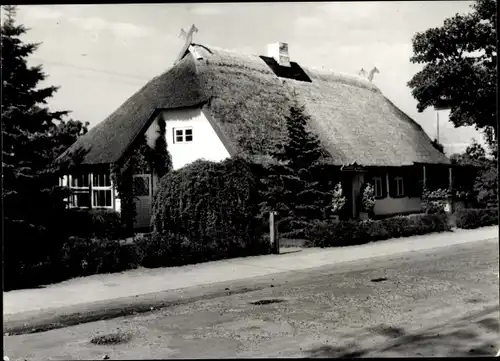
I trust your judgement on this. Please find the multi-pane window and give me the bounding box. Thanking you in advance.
[71,173,89,188]
[68,172,113,209]
[373,177,384,198]
[394,176,405,197]
[173,127,193,143]
[92,172,112,208]
[69,173,90,208]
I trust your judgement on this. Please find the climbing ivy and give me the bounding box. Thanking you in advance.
[111,117,172,232]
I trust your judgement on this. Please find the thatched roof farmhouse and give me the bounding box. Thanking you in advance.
[59,41,454,226]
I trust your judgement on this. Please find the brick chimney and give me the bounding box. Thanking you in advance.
[267,42,290,67]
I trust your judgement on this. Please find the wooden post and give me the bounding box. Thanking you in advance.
[269,211,279,254]
[448,166,454,213]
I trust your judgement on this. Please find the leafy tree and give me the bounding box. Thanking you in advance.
[261,94,331,236]
[2,5,89,288]
[408,0,497,150]
[450,139,497,208]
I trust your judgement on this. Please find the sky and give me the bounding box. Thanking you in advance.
[14,2,486,154]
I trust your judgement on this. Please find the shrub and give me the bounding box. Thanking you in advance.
[330,182,346,216]
[59,237,130,277]
[422,188,449,214]
[152,158,269,263]
[60,209,127,240]
[454,208,498,229]
[306,213,451,248]
[361,183,375,213]
[134,232,180,268]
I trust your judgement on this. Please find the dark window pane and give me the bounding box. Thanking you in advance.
[104,173,110,186]
[133,177,150,197]
[175,129,183,136]
[175,136,183,142]
[76,192,91,208]
[185,135,193,142]
[185,129,193,135]
[72,174,89,187]
[93,190,112,207]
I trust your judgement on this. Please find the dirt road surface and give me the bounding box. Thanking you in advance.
[4,238,499,359]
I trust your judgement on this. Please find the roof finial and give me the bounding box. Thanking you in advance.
[358,68,367,78]
[368,66,379,83]
[179,24,198,42]
[174,24,199,64]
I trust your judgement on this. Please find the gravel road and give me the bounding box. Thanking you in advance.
[4,238,499,359]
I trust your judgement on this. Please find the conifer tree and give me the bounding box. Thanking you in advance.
[2,5,88,286]
[262,93,331,236]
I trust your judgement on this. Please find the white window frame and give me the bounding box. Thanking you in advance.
[373,176,384,198]
[91,172,113,209]
[67,172,113,209]
[68,173,91,209]
[395,176,405,197]
[173,127,193,144]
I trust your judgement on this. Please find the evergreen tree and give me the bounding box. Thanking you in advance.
[262,93,331,236]
[2,5,89,287]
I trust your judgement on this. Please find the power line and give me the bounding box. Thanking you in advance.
[29,57,153,82]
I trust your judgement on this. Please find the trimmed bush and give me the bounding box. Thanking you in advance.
[60,209,127,240]
[306,213,451,248]
[59,237,132,277]
[454,208,498,229]
[152,158,270,263]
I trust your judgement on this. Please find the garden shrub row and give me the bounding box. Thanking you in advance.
[6,158,271,290]
[8,229,271,290]
[306,213,451,248]
[59,209,128,240]
[454,208,498,229]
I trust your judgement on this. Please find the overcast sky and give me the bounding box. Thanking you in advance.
[15,2,485,154]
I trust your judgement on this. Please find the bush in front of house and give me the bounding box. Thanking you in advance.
[152,157,270,263]
[361,183,376,214]
[60,209,128,240]
[454,208,498,229]
[59,236,134,278]
[306,213,451,248]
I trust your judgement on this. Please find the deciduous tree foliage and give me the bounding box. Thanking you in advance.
[408,0,497,149]
[450,139,498,208]
[2,5,89,287]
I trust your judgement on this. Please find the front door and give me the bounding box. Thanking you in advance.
[133,174,152,229]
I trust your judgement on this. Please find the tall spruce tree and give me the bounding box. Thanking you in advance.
[2,5,88,286]
[262,93,331,237]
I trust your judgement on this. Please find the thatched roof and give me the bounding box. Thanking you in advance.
[59,43,450,167]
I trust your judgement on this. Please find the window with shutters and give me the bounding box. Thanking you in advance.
[373,176,385,199]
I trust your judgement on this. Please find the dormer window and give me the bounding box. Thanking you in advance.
[173,127,193,143]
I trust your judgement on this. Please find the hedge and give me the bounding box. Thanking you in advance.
[151,158,269,259]
[59,209,128,240]
[454,208,498,229]
[306,213,451,248]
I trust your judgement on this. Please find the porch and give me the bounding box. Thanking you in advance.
[337,163,456,220]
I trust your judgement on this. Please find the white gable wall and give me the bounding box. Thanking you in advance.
[145,107,231,171]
